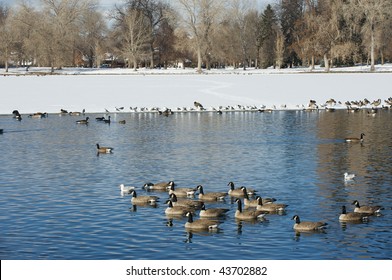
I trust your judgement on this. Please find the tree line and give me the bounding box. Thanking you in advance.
[0,0,391,73]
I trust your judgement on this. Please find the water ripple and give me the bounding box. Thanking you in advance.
[1,110,391,259]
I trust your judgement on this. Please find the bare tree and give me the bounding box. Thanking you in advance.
[228,0,256,70]
[154,17,178,68]
[0,4,14,72]
[13,0,96,72]
[315,0,348,72]
[275,28,285,69]
[292,0,319,70]
[77,4,107,68]
[111,3,151,70]
[123,0,169,68]
[176,0,224,73]
[348,0,392,71]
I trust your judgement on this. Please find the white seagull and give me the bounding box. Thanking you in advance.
[119,184,136,196]
[344,172,356,181]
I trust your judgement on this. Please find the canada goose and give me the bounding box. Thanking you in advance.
[143,181,174,191]
[119,184,136,194]
[29,112,47,118]
[234,199,267,220]
[199,204,229,218]
[185,212,219,231]
[96,143,113,153]
[256,197,288,212]
[168,185,196,197]
[227,182,256,197]
[159,109,173,116]
[103,116,111,124]
[129,190,159,205]
[291,215,327,232]
[194,101,204,110]
[345,133,365,143]
[371,98,381,107]
[76,117,89,124]
[69,111,82,116]
[13,110,22,120]
[352,200,383,215]
[165,200,193,216]
[169,193,204,209]
[12,110,21,117]
[196,185,227,201]
[242,187,275,207]
[344,172,356,181]
[339,206,369,222]
[96,116,106,121]
[14,113,22,121]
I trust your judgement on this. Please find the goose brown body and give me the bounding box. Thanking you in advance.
[292,215,327,231]
[339,206,369,222]
[168,185,196,197]
[345,133,365,143]
[165,200,193,216]
[352,200,382,215]
[129,190,159,205]
[234,199,267,220]
[256,197,288,212]
[185,212,219,231]
[169,193,204,210]
[227,182,256,197]
[196,185,227,201]
[199,204,229,218]
[76,117,89,124]
[242,187,275,207]
[143,181,174,191]
[96,143,113,153]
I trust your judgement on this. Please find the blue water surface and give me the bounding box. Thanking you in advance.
[0,109,391,260]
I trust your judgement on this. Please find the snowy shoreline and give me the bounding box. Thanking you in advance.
[1,66,392,116]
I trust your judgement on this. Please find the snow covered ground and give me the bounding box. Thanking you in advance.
[1,65,391,115]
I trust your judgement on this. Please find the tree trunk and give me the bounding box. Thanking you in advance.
[370,23,375,72]
[133,57,137,70]
[310,55,315,71]
[149,44,154,68]
[5,47,9,72]
[197,46,202,73]
[324,54,330,72]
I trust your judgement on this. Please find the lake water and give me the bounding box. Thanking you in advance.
[1,109,391,260]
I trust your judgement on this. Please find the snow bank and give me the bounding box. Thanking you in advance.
[1,65,391,115]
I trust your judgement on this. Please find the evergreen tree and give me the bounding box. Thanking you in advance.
[259,4,278,68]
[279,0,304,67]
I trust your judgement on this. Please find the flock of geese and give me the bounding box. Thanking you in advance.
[3,100,386,234]
[4,96,390,128]
[117,178,383,233]
[7,96,389,120]
[88,104,379,233]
